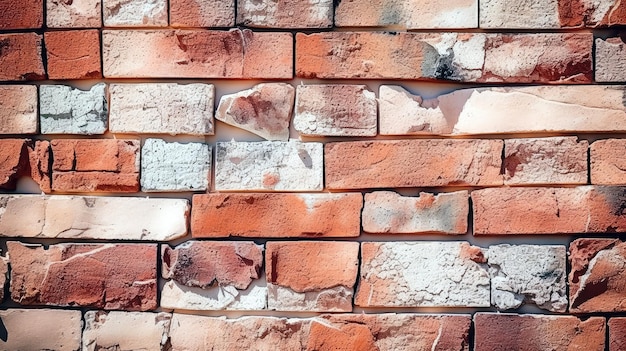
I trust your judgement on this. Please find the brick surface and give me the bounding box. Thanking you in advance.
[83,311,171,351]
[0,139,50,191]
[0,85,37,134]
[294,84,377,137]
[596,38,626,82]
[0,195,188,240]
[45,30,101,79]
[170,0,234,27]
[610,318,626,351]
[0,309,81,351]
[9,241,157,311]
[40,84,107,134]
[325,139,503,189]
[0,0,43,29]
[103,0,167,26]
[356,241,490,307]
[362,191,469,234]
[591,139,626,184]
[103,29,292,79]
[47,0,101,28]
[237,0,332,28]
[192,193,362,238]
[0,255,7,302]
[28,140,51,192]
[0,33,45,81]
[474,313,605,351]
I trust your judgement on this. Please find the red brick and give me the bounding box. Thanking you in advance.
[0,85,37,134]
[27,140,51,192]
[325,139,503,189]
[45,30,101,80]
[0,139,50,192]
[610,318,626,351]
[0,0,43,29]
[170,0,234,27]
[591,139,626,185]
[191,193,362,238]
[0,33,45,81]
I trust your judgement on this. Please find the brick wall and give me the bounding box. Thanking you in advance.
[1,0,626,349]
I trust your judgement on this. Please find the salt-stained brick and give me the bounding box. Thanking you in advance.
[0,33,45,81]
[487,244,567,312]
[596,38,626,82]
[610,318,626,350]
[47,0,101,28]
[141,139,211,192]
[103,0,167,26]
[215,140,323,191]
[83,311,171,351]
[335,0,478,29]
[161,241,265,310]
[0,139,50,191]
[294,84,377,137]
[109,83,213,135]
[504,137,588,185]
[266,241,359,312]
[103,29,293,79]
[356,241,490,307]
[569,238,626,312]
[192,193,362,238]
[362,191,469,234]
[297,32,591,83]
[170,0,234,27]
[216,83,294,141]
[591,139,626,185]
[0,0,43,29]
[50,139,139,192]
[45,30,101,79]
[473,186,626,234]
[0,309,81,351]
[325,139,503,189]
[0,195,188,240]
[237,0,332,28]
[9,241,157,311]
[40,84,107,135]
[0,85,37,134]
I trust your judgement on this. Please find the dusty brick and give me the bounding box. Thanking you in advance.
[596,37,626,82]
[103,0,167,26]
[0,195,188,240]
[47,0,101,28]
[192,193,362,238]
[356,241,490,307]
[45,30,101,79]
[0,309,81,351]
[0,85,37,134]
[294,84,377,137]
[9,241,157,310]
[362,191,469,234]
[325,139,503,189]
[504,137,588,185]
[170,0,234,27]
[83,311,171,351]
[0,33,45,81]
[237,0,332,28]
[0,0,43,29]
[0,255,7,302]
[103,29,292,79]
[0,139,50,191]
[27,140,51,192]
[109,83,213,135]
[40,84,107,134]
[591,139,626,185]
[216,83,294,141]
[610,318,626,351]
[474,313,605,351]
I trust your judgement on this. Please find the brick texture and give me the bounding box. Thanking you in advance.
[0,0,43,29]
[47,0,101,28]
[591,139,626,184]
[0,33,45,81]
[237,0,332,28]
[44,30,102,80]
[596,37,626,82]
[0,309,81,350]
[610,318,626,351]
[0,86,37,134]
[83,311,171,351]
[170,0,234,27]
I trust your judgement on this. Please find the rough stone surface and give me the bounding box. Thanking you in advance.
[9,241,157,311]
[362,191,469,234]
[170,0,234,27]
[109,83,213,135]
[161,281,267,311]
[141,139,211,192]
[27,140,52,192]
[237,0,333,28]
[325,139,503,189]
[356,241,490,307]
[294,84,377,137]
[83,311,171,351]
[47,0,101,28]
[216,83,294,141]
[474,313,605,351]
[40,84,107,134]
[192,193,362,238]
[266,241,359,312]
[296,32,591,83]
[215,140,323,191]
[591,139,626,184]
[0,195,189,240]
[0,33,46,81]
[0,0,43,29]
[0,309,81,350]
[610,318,626,351]
[596,37,626,82]
[0,254,7,302]
[0,85,37,134]
[103,29,293,79]
[0,139,50,191]
[504,137,588,185]
[487,244,567,312]
[45,30,102,79]
[103,0,167,26]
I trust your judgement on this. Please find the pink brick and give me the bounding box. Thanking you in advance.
[0,86,37,134]
[591,139,626,184]
[170,0,234,27]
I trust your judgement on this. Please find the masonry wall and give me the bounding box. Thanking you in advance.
[1,0,626,350]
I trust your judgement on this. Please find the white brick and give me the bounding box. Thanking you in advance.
[83,311,171,351]
[40,83,107,135]
[0,309,81,351]
[103,0,167,27]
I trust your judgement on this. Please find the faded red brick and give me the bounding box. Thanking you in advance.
[0,309,81,350]
[237,0,332,28]
[0,33,45,81]
[170,0,234,27]
[45,30,101,80]
[591,139,626,185]
[0,139,50,192]
[27,140,51,192]
[0,85,37,134]
[0,0,43,29]
[47,0,101,28]
[596,37,626,82]
[610,318,626,350]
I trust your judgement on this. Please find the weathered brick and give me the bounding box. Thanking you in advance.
[170,0,234,27]
[0,254,7,302]
[109,83,213,135]
[0,195,188,240]
[356,242,490,307]
[28,140,52,192]
[591,139,626,184]
[9,241,157,311]
[362,191,469,234]
[596,37,626,82]
[0,309,81,351]
[40,84,107,134]
[0,139,50,191]
[294,84,377,137]
[161,241,266,310]
[0,0,43,29]
[237,0,332,28]
[504,137,588,185]
[215,140,323,191]
[296,32,591,83]
[103,0,167,26]
[610,318,626,351]
[47,0,101,28]
[103,29,293,79]
[216,83,294,141]
[0,85,37,134]
[192,193,362,238]
[474,313,605,351]
[83,311,171,351]
[266,241,359,312]
[325,139,503,189]
[45,30,101,79]
[0,33,45,81]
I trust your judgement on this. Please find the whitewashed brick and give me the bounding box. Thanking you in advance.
[596,37,626,82]
[0,309,81,351]
[83,311,171,351]
[40,83,107,135]
[103,0,167,27]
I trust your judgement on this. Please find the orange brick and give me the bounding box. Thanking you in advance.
[45,30,101,80]
[170,0,234,27]
[0,139,50,192]
[610,318,626,350]
[591,139,626,185]
[0,33,45,81]
[237,0,332,28]
[0,0,43,29]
